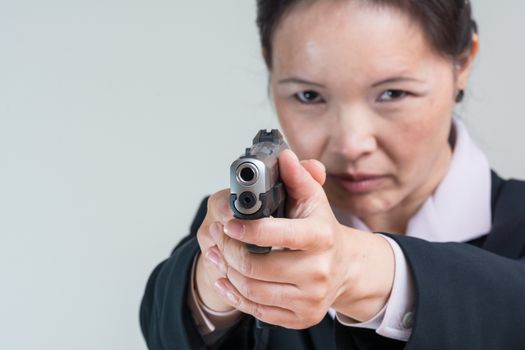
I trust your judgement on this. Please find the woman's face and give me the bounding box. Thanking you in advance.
[270,1,469,221]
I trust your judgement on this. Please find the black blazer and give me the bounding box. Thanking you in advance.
[140,171,525,349]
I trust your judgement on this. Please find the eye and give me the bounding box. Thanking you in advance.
[378,89,408,102]
[294,90,324,104]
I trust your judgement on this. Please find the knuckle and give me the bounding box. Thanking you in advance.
[241,282,256,302]
[239,282,250,299]
[239,252,255,277]
[310,291,323,304]
[312,264,330,285]
[196,224,209,247]
[223,238,236,260]
[253,220,267,245]
[208,189,230,219]
[219,201,231,221]
[252,303,264,320]
[309,284,328,304]
[323,232,335,249]
[310,310,326,326]
[284,221,298,247]
[313,223,331,249]
[297,309,325,328]
[208,192,219,209]
[256,218,278,245]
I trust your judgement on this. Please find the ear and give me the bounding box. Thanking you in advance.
[455,33,480,90]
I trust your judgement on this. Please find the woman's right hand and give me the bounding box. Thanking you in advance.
[194,159,326,313]
[195,189,236,312]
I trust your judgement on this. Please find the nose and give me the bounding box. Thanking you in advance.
[329,107,377,162]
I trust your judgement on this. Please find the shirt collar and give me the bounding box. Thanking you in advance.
[332,116,492,243]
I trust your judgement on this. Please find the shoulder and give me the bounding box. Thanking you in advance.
[491,170,525,225]
[485,171,525,258]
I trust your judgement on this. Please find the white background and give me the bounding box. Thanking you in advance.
[0,1,523,349]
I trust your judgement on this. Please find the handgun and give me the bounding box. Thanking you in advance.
[230,129,288,253]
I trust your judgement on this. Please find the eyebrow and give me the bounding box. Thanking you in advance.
[278,76,425,88]
[278,77,326,88]
[371,77,424,87]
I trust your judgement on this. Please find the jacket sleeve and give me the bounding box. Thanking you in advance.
[334,219,525,350]
[391,227,525,350]
[140,234,205,349]
[139,197,254,350]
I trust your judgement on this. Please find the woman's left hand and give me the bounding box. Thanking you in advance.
[206,149,395,329]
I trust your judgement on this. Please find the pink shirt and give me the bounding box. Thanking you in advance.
[188,116,492,343]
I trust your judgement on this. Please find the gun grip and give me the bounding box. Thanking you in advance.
[256,319,274,329]
[246,244,271,254]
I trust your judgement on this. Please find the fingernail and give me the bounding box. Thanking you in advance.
[224,221,244,239]
[214,280,239,304]
[205,247,227,275]
[214,280,226,294]
[226,291,240,305]
[205,248,220,266]
[209,222,221,242]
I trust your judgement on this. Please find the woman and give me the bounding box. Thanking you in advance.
[140,0,525,349]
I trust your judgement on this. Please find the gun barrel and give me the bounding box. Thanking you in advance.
[235,162,259,185]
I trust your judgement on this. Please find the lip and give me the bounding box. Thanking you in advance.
[328,173,387,194]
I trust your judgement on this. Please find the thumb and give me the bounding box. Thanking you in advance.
[300,159,326,186]
[278,149,323,201]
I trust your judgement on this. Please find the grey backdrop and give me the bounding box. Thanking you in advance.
[0,1,523,349]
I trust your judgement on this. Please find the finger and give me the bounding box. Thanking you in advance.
[279,149,322,201]
[197,222,217,250]
[197,190,234,249]
[226,267,300,307]
[194,252,238,314]
[213,277,299,328]
[221,238,313,283]
[224,216,328,251]
[209,221,225,248]
[207,189,235,225]
[202,245,228,276]
[199,222,234,284]
[300,159,326,186]
[197,222,224,260]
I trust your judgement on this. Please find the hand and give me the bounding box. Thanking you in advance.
[193,152,329,313]
[207,149,395,328]
[194,189,237,312]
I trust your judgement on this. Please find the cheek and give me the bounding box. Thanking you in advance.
[275,103,328,161]
[384,98,453,184]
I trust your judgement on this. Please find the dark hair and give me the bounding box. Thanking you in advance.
[256,0,478,70]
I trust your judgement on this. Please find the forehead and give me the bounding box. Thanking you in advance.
[271,1,442,79]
